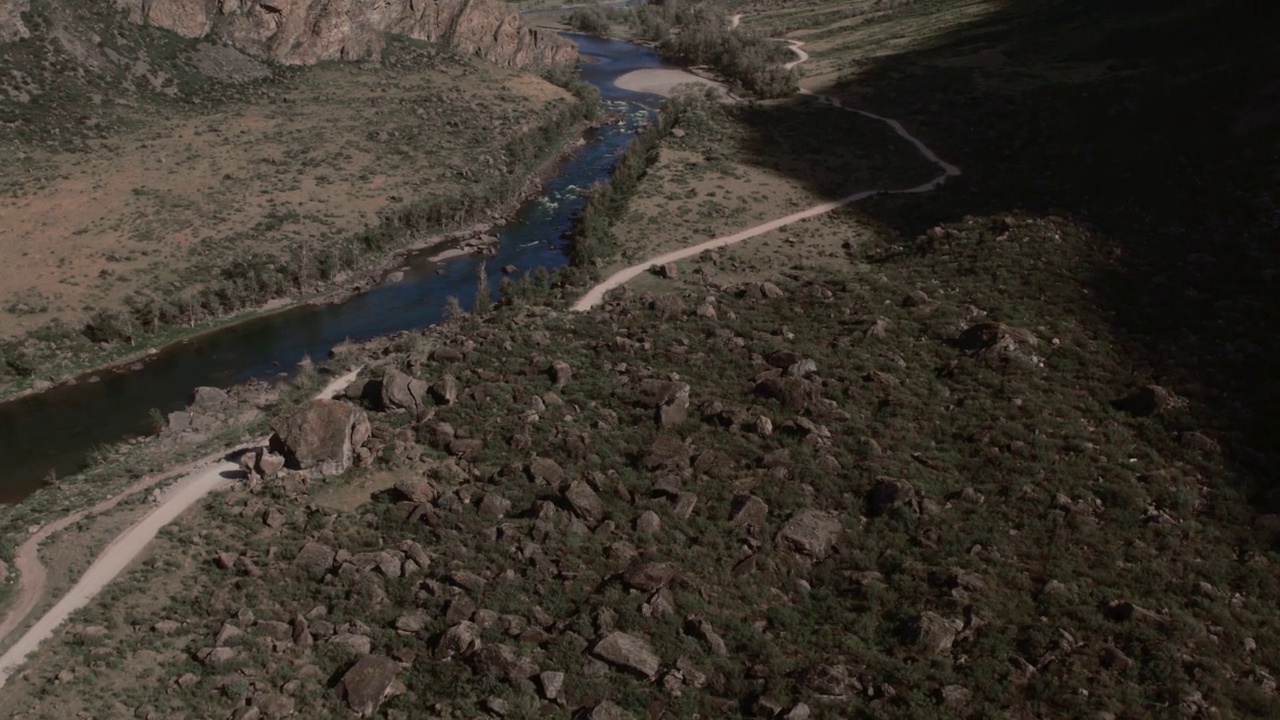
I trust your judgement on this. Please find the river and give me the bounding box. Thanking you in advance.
[0,34,671,504]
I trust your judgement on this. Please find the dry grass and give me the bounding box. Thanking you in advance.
[0,53,570,337]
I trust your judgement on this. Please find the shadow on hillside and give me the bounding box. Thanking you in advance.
[733,0,1280,510]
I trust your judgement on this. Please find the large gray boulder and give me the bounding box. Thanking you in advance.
[380,367,430,416]
[270,400,370,477]
[337,655,401,718]
[592,631,661,679]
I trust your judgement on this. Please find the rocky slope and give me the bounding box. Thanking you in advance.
[99,0,576,68]
[6,249,1278,716]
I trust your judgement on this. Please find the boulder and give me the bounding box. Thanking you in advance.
[588,701,636,720]
[431,374,459,405]
[866,478,919,517]
[564,481,604,523]
[908,612,963,656]
[776,509,842,560]
[394,478,438,505]
[730,494,769,529]
[538,670,565,701]
[954,322,1039,365]
[754,376,821,413]
[293,541,336,580]
[592,631,661,679]
[338,655,401,718]
[549,360,572,388]
[256,451,286,479]
[435,621,482,661]
[528,456,564,485]
[1116,384,1187,417]
[381,367,430,415]
[657,386,690,429]
[474,643,538,682]
[621,562,679,592]
[270,400,370,477]
[636,379,688,409]
[190,386,229,412]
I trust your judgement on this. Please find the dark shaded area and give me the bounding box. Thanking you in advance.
[740,0,1279,509]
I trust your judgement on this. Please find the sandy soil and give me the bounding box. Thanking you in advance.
[0,367,361,687]
[613,67,727,97]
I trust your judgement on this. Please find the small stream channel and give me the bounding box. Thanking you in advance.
[0,34,672,504]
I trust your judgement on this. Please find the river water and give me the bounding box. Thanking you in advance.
[0,34,670,504]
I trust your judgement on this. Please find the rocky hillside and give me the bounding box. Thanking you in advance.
[2,0,575,68]
[5,245,1278,716]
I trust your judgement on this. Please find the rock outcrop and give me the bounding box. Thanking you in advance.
[270,399,371,477]
[109,0,577,68]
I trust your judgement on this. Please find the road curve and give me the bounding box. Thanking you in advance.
[0,367,362,687]
[571,32,958,312]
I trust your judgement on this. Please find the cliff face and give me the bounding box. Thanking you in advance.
[111,0,577,68]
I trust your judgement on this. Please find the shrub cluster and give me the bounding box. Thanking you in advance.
[629,0,798,98]
[569,96,690,268]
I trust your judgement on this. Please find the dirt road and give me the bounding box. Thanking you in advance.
[571,34,959,311]
[0,367,361,687]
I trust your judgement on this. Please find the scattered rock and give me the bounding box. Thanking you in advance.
[190,386,228,412]
[907,612,963,656]
[431,374,459,405]
[539,670,565,701]
[592,631,661,679]
[635,510,662,534]
[381,367,431,416]
[436,621,483,661]
[564,481,604,523]
[395,478,439,505]
[528,456,565,485]
[776,509,842,560]
[754,376,821,413]
[550,360,572,388]
[621,562,679,592]
[293,541,336,580]
[587,701,636,720]
[1116,384,1187,417]
[338,655,401,718]
[730,494,768,529]
[866,478,919,517]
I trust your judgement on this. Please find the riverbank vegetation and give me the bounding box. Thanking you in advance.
[567,1,797,98]
[0,35,597,400]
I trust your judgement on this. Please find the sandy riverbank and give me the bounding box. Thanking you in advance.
[613,68,727,97]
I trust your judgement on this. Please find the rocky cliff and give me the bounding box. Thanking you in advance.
[110,0,576,68]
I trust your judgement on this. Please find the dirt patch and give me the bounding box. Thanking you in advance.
[312,469,402,513]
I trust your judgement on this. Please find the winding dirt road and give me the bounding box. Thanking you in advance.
[571,28,958,312]
[0,367,361,687]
